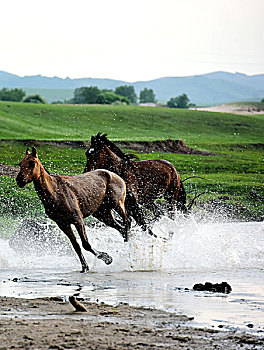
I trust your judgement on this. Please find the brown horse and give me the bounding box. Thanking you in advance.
[84,133,187,225]
[16,147,131,272]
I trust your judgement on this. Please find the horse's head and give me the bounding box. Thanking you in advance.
[84,132,138,174]
[16,147,42,188]
[84,134,106,172]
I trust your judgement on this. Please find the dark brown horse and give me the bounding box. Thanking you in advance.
[84,133,187,225]
[16,147,131,272]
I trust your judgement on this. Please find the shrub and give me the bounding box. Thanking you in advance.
[23,95,46,104]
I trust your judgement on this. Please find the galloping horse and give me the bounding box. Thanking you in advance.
[16,147,131,272]
[84,133,187,224]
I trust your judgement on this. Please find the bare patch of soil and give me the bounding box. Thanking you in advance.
[2,138,214,154]
[118,139,213,155]
[0,163,19,177]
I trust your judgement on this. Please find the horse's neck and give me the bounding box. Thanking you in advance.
[104,148,124,174]
[33,165,56,203]
[108,149,136,181]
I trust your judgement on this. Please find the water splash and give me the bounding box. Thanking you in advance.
[1,215,263,273]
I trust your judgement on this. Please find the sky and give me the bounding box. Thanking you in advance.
[1,0,264,82]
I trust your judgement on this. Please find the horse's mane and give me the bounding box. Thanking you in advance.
[92,132,139,162]
[43,166,50,175]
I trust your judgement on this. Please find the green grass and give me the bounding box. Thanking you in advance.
[0,102,263,223]
[1,101,264,145]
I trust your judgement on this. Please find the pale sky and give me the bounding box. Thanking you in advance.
[1,0,264,82]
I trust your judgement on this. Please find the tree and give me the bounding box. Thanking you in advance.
[139,88,156,103]
[51,100,63,104]
[73,86,101,104]
[261,98,264,103]
[167,93,190,108]
[115,85,137,104]
[97,91,130,105]
[23,94,46,104]
[0,88,26,102]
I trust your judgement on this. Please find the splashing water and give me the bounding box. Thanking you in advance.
[0,215,264,272]
[0,214,264,333]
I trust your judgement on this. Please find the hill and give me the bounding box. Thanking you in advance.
[0,70,263,105]
[0,102,263,144]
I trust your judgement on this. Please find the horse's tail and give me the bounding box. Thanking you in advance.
[176,180,188,213]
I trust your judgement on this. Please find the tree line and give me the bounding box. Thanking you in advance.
[0,88,46,104]
[64,85,194,108]
[0,86,195,108]
[65,85,156,105]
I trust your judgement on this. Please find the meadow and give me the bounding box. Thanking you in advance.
[0,101,263,224]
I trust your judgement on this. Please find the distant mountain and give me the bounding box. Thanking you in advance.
[0,70,263,105]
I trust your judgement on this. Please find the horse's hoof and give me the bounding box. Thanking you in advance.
[81,265,89,273]
[97,252,113,265]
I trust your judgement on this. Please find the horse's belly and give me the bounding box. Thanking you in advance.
[137,185,165,204]
[135,172,169,203]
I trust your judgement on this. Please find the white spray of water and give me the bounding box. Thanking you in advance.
[1,215,263,273]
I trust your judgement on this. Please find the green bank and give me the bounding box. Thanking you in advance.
[0,101,263,223]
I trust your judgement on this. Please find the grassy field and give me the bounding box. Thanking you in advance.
[0,101,263,223]
[1,101,263,144]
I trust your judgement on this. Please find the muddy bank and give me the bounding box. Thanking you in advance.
[118,139,213,155]
[0,296,263,349]
[0,138,213,178]
[1,138,214,155]
[0,163,19,177]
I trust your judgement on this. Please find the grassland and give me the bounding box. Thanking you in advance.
[0,101,263,223]
[1,101,263,144]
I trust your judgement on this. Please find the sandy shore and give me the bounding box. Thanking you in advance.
[192,104,264,115]
[0,297,263,349]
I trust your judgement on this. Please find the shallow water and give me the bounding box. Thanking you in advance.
[0,215,264,334]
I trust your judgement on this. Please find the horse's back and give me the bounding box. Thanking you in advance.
[132,159,179,182]
[61,169,126,200]
[130,159,180,202]
[56,169,126,217]
[93,169,127,203]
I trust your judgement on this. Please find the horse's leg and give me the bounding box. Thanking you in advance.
[125,191,146,228]
[113,197,132,242]
[176,180,187,213]
[164,174,187,216]
[125,191,157,238]
[74,218,113,265]
[144,201,164,218]
[93,208,130,241]
[57,223,89,273]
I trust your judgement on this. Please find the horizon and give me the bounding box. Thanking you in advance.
[1,69,263,84]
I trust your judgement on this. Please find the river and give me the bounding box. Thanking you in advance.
[0,215,264,334]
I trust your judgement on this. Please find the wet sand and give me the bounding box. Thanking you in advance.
[0,296,263,349]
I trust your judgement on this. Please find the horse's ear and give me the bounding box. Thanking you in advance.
[31,147,38,158]
[26,148,30,155]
